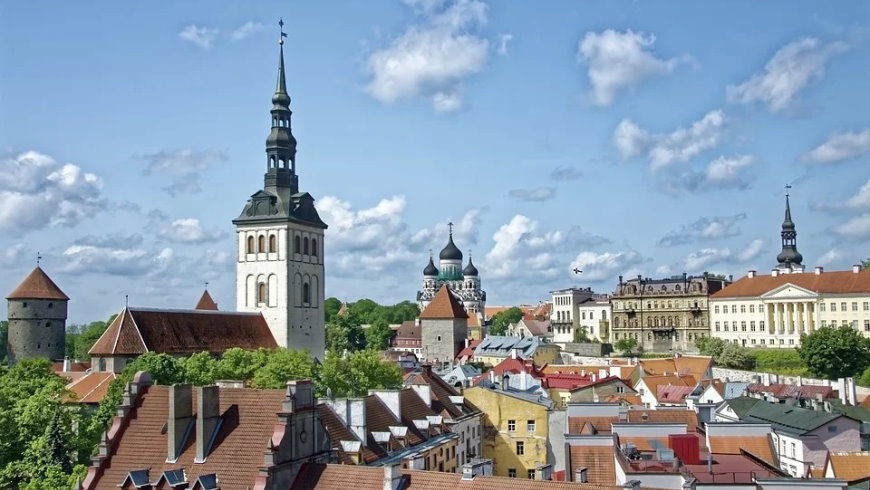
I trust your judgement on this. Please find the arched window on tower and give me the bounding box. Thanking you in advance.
[247,236,255,254]
[258,235,266,253]
[311,238,318,257]
[269,234,277,253]
[303,282,310,305]
[294,235,301,254]
[258,282,268,305]
[303,237,309,255]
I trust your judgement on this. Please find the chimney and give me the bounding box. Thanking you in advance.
[502,373,510,390]
[815,266,824,275]
[771,269,779,277]
[511,348,519,359]
[489,369,495,384]
[167,385,194,463]
[846,378,857,406]
[535,463,553,481]
[383,464,402,490]
[348,398,367,442]
[410,384,432,408]
[195,385,221,463]
[747,270,756,278]
[285,379,314,411]
[729,275,733,282]
[371,390,402,421]
[854,264,862,273]
[618,275,623,285]
[575,467,588,483]
[63,357,71,372]
[464,338,470,349]
[762,373,771,386]
[591,373,597,382]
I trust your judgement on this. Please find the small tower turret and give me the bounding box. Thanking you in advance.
[6,266,69,364]
[776,186,804,273]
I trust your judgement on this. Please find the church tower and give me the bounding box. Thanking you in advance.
[6,266,68,365]
[233,22,327,360]
[775,187,804,274]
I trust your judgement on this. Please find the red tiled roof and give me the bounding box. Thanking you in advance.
[395,320,421,340]
[491,357,545,379]
[568,416,618,435]
[712,269,870,298]
[827,452,870,483]
[655,384,694,404]
[88,308,277,356]
[569,445,616,485]
[65,372,117,404]
[708,435,776,466]
[684,454,781,484]
[627,409,699,432]
[317,403,380,464]
[639,355,711,379]
[456,339,482,360]
[90,385,287,489]
[194,290,218,310]
[419,286,468,319]
[403,366,479,420]
[745,383,835,400]
[53,361,91,372]
[7,266,69,300]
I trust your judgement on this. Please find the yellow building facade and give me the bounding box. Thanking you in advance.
[464,386,554,479]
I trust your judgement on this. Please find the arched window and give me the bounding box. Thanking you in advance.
[258,235,266,253]
[303,237,309,255]
[294,235,301,254]
[311,238,318,257]
[303,282,310,304]
[247,236,255,254]
[258,282,268,304]
[269,234,277,253]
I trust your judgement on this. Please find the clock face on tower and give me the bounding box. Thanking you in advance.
[299,429,307,443]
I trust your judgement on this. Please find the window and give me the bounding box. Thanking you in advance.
[750,321,756,332]
[760,321,765,332]
[527,420,536,433]
[841,302,847,312]
[247,236,255,254]
[508,469,516,478]
[258,282,268,304]
[507,420,516,432]
[258,235,266,252]
[865,320,869,331]
[516,441,524,455]
[741,305,746,313]
[303,237,309,255]
[821,320,827,327]
[527,469,536,479]
[827,425,838,433]
[790,443,796,457]
[294,235,301,254]
[751,339,756,345]
[750,305,755,313]
[820,303,826,312]
[723,323,728,332]
[831,302,837,311]
[302,282,310,304]
[741,321,747,332]
[616,385,625,394]
[731,305,737,314]
[269,234,277,253]
[852,302,858,311]
[789,339,795,345]
[312,238,318,257]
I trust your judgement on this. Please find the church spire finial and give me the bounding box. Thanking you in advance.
[264,17,298,194]
[776,184,803,270]
[448,221,454,237]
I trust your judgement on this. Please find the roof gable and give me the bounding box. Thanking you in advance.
[419,286,468,319]
[89,308,148,356]
[195,290,218,310]
[7,266,69,300]
[760,282,819,299]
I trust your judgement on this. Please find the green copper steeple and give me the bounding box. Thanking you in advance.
[264,18,298,194]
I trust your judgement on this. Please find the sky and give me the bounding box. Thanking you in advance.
[1,1,869,325]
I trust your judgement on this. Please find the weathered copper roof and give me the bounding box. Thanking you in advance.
[194,290,218,310]
[7,266,69,300]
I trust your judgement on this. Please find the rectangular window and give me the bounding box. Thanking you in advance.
[516,441,524,455]
[780,339,785,345]
[527,420,536,433]
[616,385,625,394]
[507,420,515,432]
[751,339,756,345]
[831,302,836,311]
[828,425,838,433]
[760,321,765,332]
[821,320,827,327]
[715,305,720,314]
[841,302,847,312]
[820,303,826,312]
[750,305,755,313]
[750,321,756,332]
[789,339,795,345]
[715,321,721,332]
[528,469,536,479]
[741,305,746,313]
[508,469,516,478]
[741,321,747,332]
[761,339,766,345]
[864,302,869,311]
[843,320,849,327]
[853,302,859,311]
[723,323,729,332]
[865,320,869,331]
[732,305,737,314]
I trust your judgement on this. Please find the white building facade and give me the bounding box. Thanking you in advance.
[550,288,611,343]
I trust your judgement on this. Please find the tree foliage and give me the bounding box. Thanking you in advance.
[614,338,638,355]
[325,314,366,354]
[573,327,591,343]
[66,313,118,361]
[489,307,524,336]
[0,321,7,364]
[798,326,870,379]
[696,336,728,358]
[717,343,754,369]
[181,352,219,386]
[857,366,870,388]
[320,350,402,398]
[324,297,343,322]
[251,349,318,389]
[365,319,393,351]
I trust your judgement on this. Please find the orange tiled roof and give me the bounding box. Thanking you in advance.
[194,290,218,310]
[639,355,711,379]
[637,375,697,397]
[708,435,776,466]
[66,372,117,404]
[568,416,618,435]
[712,269,870,298]
[627,409,699,432]
[7,266,69,300]
[419,286,468,319]
[569,445,616,485]
[828,451,870,483]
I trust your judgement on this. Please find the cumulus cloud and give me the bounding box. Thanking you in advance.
[364,0,489,113]
[62,243,174,276]
[138,148,227,196]
[578,29,686,106]
[658,213,747,247]
[817,248,843,266]
[727,37,847,113]
[179,25,219,49]
[833,214,870,241]
[613,110,726,171]
[508,187,556,202]
[497,34,513,55]
[230,21,264,40]
[735,239,765,262]
[74,233,145,249]
[157,218,225,244]
[485,215,566,280]
[549,166,582,181]
[703,155,755,188]
[678,238,767,273]
[569,251,646,282]
[803,128,870,164]
[844,179,870,210]
[0,151,105,233]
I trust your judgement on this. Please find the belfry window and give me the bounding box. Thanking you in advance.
[269,234,277,253]
[258,283,268,304]
[303,237,309,255]
[311,238,318,257]
[303,282,310,305]
[247,236,255,254]
[258,235,266,253]
[294,235,301,254]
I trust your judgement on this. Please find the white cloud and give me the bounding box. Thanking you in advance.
[485,215,566,280]
[138,148,227,196]
[578,29,685,106]
[817,248,843,266]
[684,248,732,272]
[62,244,174,276]
[179,25,219,49]
[0,243,26,266]
[230,21,264,40]
[569,251,646,282]
[844,179,870,210]
[508,187,556,202]
[497,33,513,55]
[736,239,765,262]
[549,166,582,181]
[833,214,870,241]
[803,129,870,164]
[614,110,726,170]
[0,151,105,233]
[364,0,489,112]
[703,155,755,188]
[157,218,225,244]
[658,214,747,247]
[727,37,847,113]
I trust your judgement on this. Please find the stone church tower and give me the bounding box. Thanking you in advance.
[6,266,68,365]
[233,34,327,360]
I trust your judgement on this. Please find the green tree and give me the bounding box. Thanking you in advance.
[489,307,524,336]
[696,336,728,358]
[861,258,870,270]
[215,347,269,381]
[0,321,7,363]
[324,297,343,322]
[857,366,870,388]
[182,352,219,386]
[573,327,591,343]
[126,352,184,385]
[614,338,638,356]
[251,349,318,389]
[320,350,402,398]
[71,313,118,361]
[325,315,366,353]
[717,343,754,369]
[365,319,393,351]
[798,326,870,379]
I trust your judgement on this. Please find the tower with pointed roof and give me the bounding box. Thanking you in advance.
[6,266,69,364]
[775,187,804,274]
[233,22,327,360]
[416,224,486,327]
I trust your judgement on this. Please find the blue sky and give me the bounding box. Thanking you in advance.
[2,1,869,324]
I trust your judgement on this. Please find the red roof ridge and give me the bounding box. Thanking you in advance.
[7,266,69,300]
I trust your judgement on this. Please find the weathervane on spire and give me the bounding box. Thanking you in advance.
[204,281,209,290]
[428,248,433,260]
[279,18,287,45]
[785,183,791,197]
[36,252,42,266]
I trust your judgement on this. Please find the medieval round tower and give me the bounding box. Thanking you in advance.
[6,266,69,364]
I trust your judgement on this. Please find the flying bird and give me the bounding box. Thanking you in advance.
[573,268,583,274]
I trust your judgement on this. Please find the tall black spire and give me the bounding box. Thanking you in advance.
[264,18,298,194]
[776,185,803,268]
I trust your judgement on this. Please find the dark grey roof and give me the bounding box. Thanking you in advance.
[462,257,478,276]
[423,257,438,276]
[729,396,847,436]
[439,233,462,261]
[234,190,327,228]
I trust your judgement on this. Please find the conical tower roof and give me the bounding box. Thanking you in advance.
[195,290,218,310]
[419,286,468,319]
[7,266,69,300]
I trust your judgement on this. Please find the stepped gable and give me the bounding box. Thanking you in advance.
[418,286,468,319]
[194,290,218,310]
[7,266,69,300]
